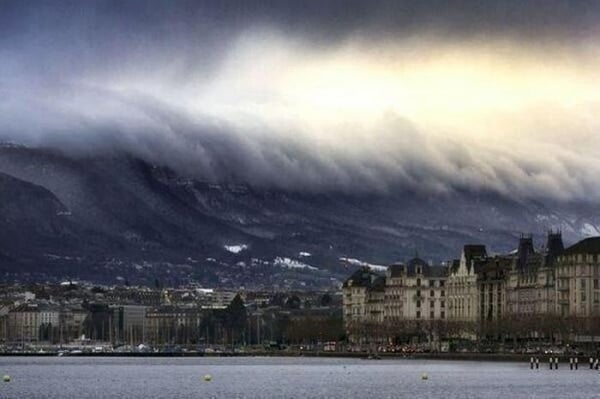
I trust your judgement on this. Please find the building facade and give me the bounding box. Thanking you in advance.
[342,233,600,343]
[342,267,385,328]
[555,237,600,317]
[384,258,447,323]
[7,303,61,344]
[342,257,448,343]
[477,256,512,323]
[506,233,563,316]
[447,245,487,322]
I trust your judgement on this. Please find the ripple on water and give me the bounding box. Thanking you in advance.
[0,357,598,399]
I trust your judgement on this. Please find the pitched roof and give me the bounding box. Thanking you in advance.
[388,259,446,278]
[371,276,386,292]
[427,266,448,278]
[563,237,600,255]
[477,256,513,281]
[449,259,460,274]
[462,245,487,273]
[407,257,428,268]
[342,266,379,288]
[388,263,405,278]
[463,245,487,260]
[544,232,564,267]
[516,236,536,270]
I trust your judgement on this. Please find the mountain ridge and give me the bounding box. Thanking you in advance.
[0,144,598,288]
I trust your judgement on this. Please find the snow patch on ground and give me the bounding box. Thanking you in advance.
[224,244,248,254]
[274,257,318,271]
[299,252,311,257]
[581,223,600,236]
[340,257,387,272]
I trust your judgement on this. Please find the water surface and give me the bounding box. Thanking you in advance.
[0,356,598,398]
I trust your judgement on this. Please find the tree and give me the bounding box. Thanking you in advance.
[225,294,247,344]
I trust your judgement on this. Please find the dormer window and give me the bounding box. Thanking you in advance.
[416,266,422,274]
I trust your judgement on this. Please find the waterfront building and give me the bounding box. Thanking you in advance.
[555,236,600,317]
[506,233,563,316]
[384,258,447,323]
[110,305,148,345]
[342,267,384,328]
[60,305,89,342]
[477,255,512,323]
[447,245,487,323]
[342,233,576,344]
[7,303,61,344]
[145,305,205,345]
[342,257,447,343]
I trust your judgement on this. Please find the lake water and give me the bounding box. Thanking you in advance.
[0,356,599,398]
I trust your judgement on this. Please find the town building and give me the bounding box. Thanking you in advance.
[447,245,487,323]
[555,236,600,317]
[342,257,447,343]
[477,255,512,323]
[384,258,447,323]
[506,233,563,316]
[342,267,385,328]
[144,305,205,345]
[7,303,61,344]
[110,305,148,345]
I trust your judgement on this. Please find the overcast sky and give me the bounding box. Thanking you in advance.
[1,0,600,199]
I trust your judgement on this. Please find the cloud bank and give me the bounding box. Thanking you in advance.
[1,1,600,200]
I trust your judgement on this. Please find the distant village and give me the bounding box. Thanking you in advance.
[343,233,600,353]
[0,285,342,354]
[2,232,600,355]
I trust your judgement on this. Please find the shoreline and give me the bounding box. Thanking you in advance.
[0,351,579,363]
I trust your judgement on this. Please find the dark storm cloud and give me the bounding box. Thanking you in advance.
[1,0,600,199]
[1,0,598,81]
[2,0,599,54]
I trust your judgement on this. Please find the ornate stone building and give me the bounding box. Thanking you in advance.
[342,234,600,344]
[342,258,447,340]
[342,267,385,328]
[384,258,447,323]
[506,233,563,316]
[477,255,512,323]
[555,237,600,317]
[447,245,487,322]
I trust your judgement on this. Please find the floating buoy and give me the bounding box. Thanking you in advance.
[421,372,428,380]
[3,375,10,382]
[203,374,212,382]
